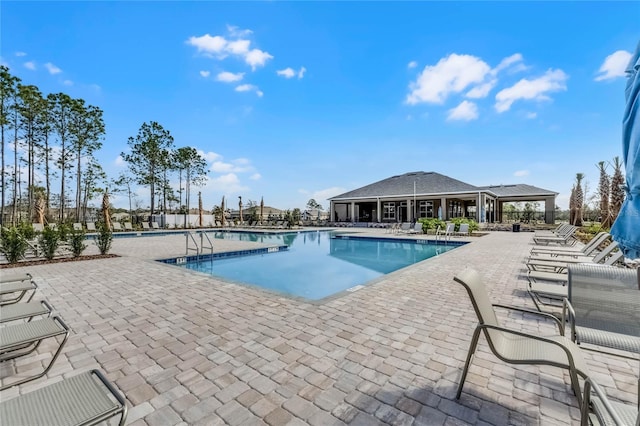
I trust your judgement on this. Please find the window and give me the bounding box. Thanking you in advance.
[383,202,396,220]
[419,201,433,218]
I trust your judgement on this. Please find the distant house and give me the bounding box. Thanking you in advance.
[328,171,557,224]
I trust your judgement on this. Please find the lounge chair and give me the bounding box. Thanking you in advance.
[408,222,423,234]
[86,222,96,232]
[0,272,32,284]
[399,222,412,233]
[0,316,70,390]
[124,222,134,231]
[527,243,624,284]
[72,222,83,231]
[111,222,123,232]
[32,223,44,233]
[580,378,638,426]
[0,369,128,426]
[453,268,590,404]
[151,221,160,230]
[530,232,609,257]
[527,241,622,273]
[563,264,640,358]
[454,223,470,237]
[142,222,150,230]
[535,223,572,237]
[532,225,578,245]
[0,300,53,324]
[0,277,37,306]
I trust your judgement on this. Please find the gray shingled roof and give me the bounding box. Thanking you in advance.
[330,172,480,200]
[477,184,558,197]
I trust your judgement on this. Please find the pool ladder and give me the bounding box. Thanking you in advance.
[186,231,214,260]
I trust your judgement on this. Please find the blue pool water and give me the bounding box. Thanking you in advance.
[173,231,461,301]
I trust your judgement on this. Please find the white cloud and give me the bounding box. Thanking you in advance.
[216,71,244,82]
[15,52,27,57]
[199,70,211,78]
[525,112,537,119]
[63,80,74,86]
[514,170,530,177]
[447,100,479,121]
[250,173,261,180]
[492,53,524,75]
[235,84,254,92]
[245,49,273,70]
[277,66,306,79]
[199,150,222,163]
[226,25,252,38]
[187,34,228,56]
[407,52,527,106]
[595,50,632,81]
[408,61,417,69]
[115,155,125,167]
[44,62,62,74]
[24,61,36,70]
[277,67,296,78]
[466,81,496,99]
[210,158,254,173]
[187,29,273,71]
[206,173,249,193]
[495,69,568,113]
[406,54,491,104]
[235,84,263,96]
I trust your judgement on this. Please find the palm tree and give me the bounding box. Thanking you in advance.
[574,173,585,226]
[597,161,611,228]
[569,184,576,225]
[610,156,625,223]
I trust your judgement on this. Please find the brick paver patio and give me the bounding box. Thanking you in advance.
[1,229,637,425]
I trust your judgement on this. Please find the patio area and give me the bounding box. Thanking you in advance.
[1,229,637,425]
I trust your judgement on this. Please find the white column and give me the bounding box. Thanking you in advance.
[350,201,355,223]
[376,199,381,222]
[440,197,447,220]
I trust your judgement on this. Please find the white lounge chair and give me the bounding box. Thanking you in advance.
[86,222,97,232]
[0,369,128,426]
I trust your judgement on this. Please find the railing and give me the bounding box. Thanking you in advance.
[199,232,214,256]
[186,232,199,259]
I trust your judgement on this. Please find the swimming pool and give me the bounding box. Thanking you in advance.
[165,231,462,301]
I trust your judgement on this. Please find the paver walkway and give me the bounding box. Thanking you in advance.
[1,229,637,425]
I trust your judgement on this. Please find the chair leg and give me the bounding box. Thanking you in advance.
[457,326,482,399]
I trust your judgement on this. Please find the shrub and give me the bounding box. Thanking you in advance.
[57,223,71,242]
[451,218,479,232]
[95,222,113,255]
[17,221,36,240]
[39,226,61,260]
[0,226,28,263]
[418,218,446,233]
[68,228,87,257]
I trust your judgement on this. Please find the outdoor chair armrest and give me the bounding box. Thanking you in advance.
[561,299,577,342]
[580,378,626,426]
[492,303,564,335]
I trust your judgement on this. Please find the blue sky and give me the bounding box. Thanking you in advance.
[2,1,639,212]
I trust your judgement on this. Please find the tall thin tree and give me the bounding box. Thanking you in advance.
[0,66,20,225]
[49,93,74,222]
[573,173,585,226]
[121,121,174,216]
[69,99,105,221]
